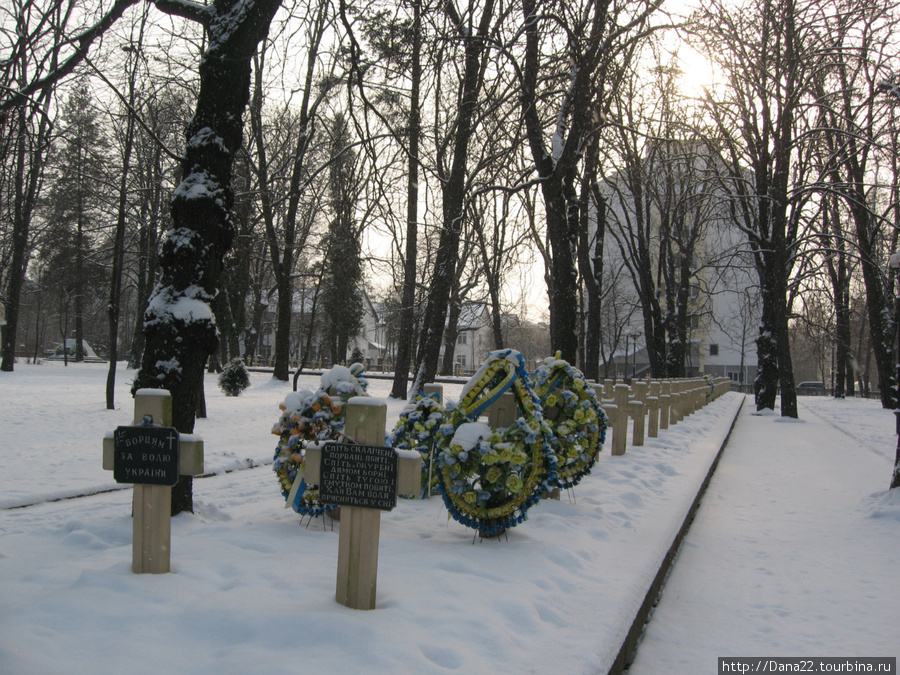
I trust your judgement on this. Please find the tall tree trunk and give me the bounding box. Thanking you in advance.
[106,110,134,405]
[847,193,895,408]
[441,295,462,376]
[577,144,604,381]
[755,253,781,411]
[75,197,85,363]
[542,177,581,363]
[214,287,240,362]
[412,0,496,395]
[390,0,421,401]
[1,88,51,372]
[136,0,283,515]
[107,19,142,407]
[128,149,162,369]
[773,269,797,418]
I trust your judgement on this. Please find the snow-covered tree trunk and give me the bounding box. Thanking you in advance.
[136,0,283,514]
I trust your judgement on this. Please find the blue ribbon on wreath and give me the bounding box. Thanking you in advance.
[290,478,307,512]
[463,349,536,421]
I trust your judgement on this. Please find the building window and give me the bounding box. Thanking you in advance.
[709,343,719,356]
[458,332,467,345]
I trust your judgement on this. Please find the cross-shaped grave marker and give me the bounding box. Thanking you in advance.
[486,391,562,502]
[102,389,204,574]
[304,398,422,610]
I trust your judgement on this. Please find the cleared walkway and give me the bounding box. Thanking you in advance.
[627,397,900,672]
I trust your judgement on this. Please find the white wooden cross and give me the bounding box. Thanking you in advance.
[102,389,204,574]
[304,398,422,610]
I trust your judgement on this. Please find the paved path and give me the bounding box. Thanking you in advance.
[627,398,900,673]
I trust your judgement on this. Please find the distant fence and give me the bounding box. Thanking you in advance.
[729,382,881,399]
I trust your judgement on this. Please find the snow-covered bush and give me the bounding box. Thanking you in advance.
[218,358,250,397]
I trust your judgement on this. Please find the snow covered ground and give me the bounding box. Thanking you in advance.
[0,362,897,674]
[628,397,900,672]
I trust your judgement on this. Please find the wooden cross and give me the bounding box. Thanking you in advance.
[303,398,422,610]
[102,389,204,574]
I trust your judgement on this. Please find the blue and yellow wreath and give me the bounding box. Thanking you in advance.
[387,392,445,498]
[531,354,607,490]
[272,389,345,516]
[436,349,556,536]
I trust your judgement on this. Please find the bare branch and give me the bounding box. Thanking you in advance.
[0,0,140,113]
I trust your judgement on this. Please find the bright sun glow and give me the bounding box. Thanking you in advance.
[676,44,722,99]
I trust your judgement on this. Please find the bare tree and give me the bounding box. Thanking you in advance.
[106,7,150,408]
[410,0,504,394]
[602,51,731,379]
[518,0,662,363]
[815,0,900,409]
[692,0,826,416]
[246,0,336,381]
[0,0,81,371]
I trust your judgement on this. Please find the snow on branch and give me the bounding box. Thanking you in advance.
[150,0,213,26]
[145,284,216,330]
[879,77,900,103]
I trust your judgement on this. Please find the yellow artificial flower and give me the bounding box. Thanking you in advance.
[486,466,504,483]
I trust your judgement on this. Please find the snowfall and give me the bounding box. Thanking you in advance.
[1,362,898,674]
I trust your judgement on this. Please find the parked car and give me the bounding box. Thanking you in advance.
[795,381,826,396]
[45,339,105,363]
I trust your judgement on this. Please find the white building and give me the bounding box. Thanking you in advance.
[252,287,387,368]
[600,139,759,385]
[442,302,551,375]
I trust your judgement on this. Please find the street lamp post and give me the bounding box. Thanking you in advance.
[830,336,835,397]
[632,330,641,379]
